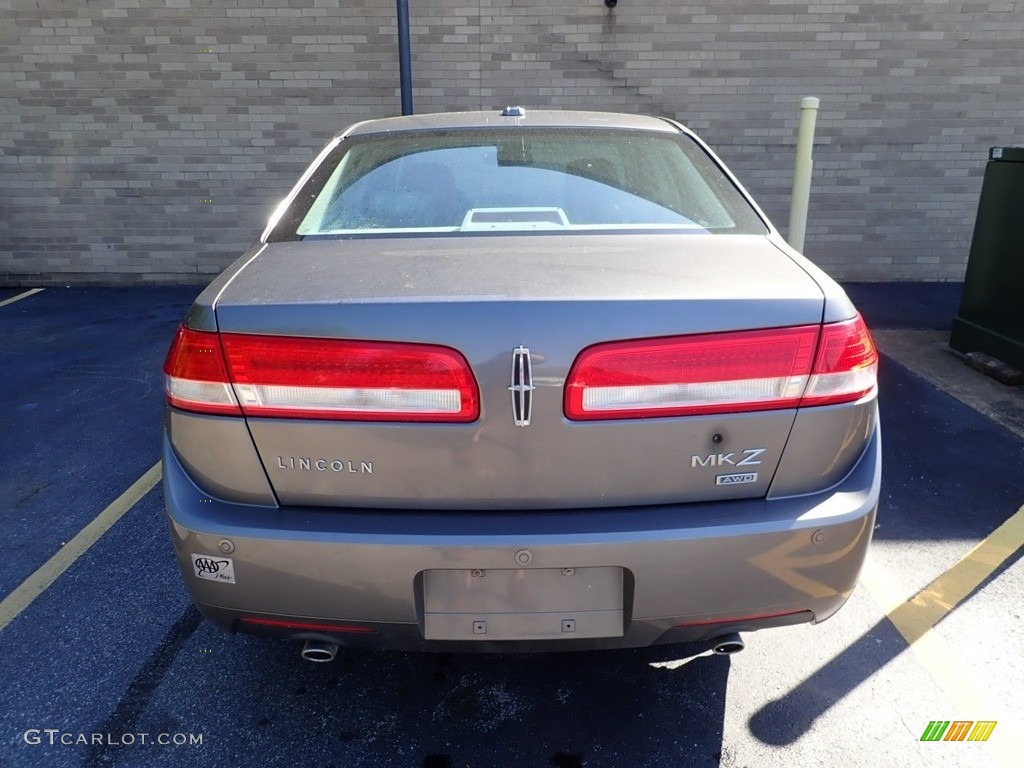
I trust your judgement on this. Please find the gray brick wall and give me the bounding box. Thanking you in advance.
[2,0,1020,284]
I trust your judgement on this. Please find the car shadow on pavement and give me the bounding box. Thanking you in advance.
[87,610,731,768]
[747,543,1020,749]
[747,614,908,745]
[749,354,1024,747]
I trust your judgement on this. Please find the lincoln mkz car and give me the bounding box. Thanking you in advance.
[162,109,880,661]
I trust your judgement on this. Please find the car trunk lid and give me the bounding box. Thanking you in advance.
[210,233,826,509]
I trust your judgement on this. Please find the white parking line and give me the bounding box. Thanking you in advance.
[0,462,162,632]
[0,288,44,307]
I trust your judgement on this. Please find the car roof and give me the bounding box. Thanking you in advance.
[342,109,681,138]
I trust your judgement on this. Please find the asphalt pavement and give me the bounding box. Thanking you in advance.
[0,284,1020,768]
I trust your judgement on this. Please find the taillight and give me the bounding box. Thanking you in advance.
[564,315,877,420]
[163,326,479,422]
[163,327,241,415]
[801,315,878,406]
[220,334,478,422]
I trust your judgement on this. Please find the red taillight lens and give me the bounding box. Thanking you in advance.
[163,326,479,422]
[163,327,242,415]
[802,315,878,406]
[219,334,479,422]
[565,325,820,420]
[564,315,877,420]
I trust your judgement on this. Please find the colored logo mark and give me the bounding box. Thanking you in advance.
[920,720,997,742]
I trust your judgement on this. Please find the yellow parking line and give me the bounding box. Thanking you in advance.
[0,288,44,307]
[0,462,162,632]
[860,505,1024,767]
[884,506,1024,643]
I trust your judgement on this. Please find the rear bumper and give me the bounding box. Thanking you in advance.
[163,424,880,652]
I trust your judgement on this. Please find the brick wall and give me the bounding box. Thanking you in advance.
[2,0,1020,284]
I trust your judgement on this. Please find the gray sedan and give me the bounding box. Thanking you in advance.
[162,109,880,661]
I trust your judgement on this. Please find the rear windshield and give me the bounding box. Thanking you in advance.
[272,128,767,239]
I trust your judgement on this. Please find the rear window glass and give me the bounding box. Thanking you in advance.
[275,128,766,239]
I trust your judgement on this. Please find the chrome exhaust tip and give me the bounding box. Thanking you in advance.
[301,640,339,663]
[710,632,745,655]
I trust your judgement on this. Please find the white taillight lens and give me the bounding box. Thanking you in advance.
[163,327,479,422]
[564,315,877,421]
[231,384,462,415]
[580,377,810,412]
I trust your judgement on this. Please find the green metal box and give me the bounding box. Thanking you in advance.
[950,147,1024,369]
